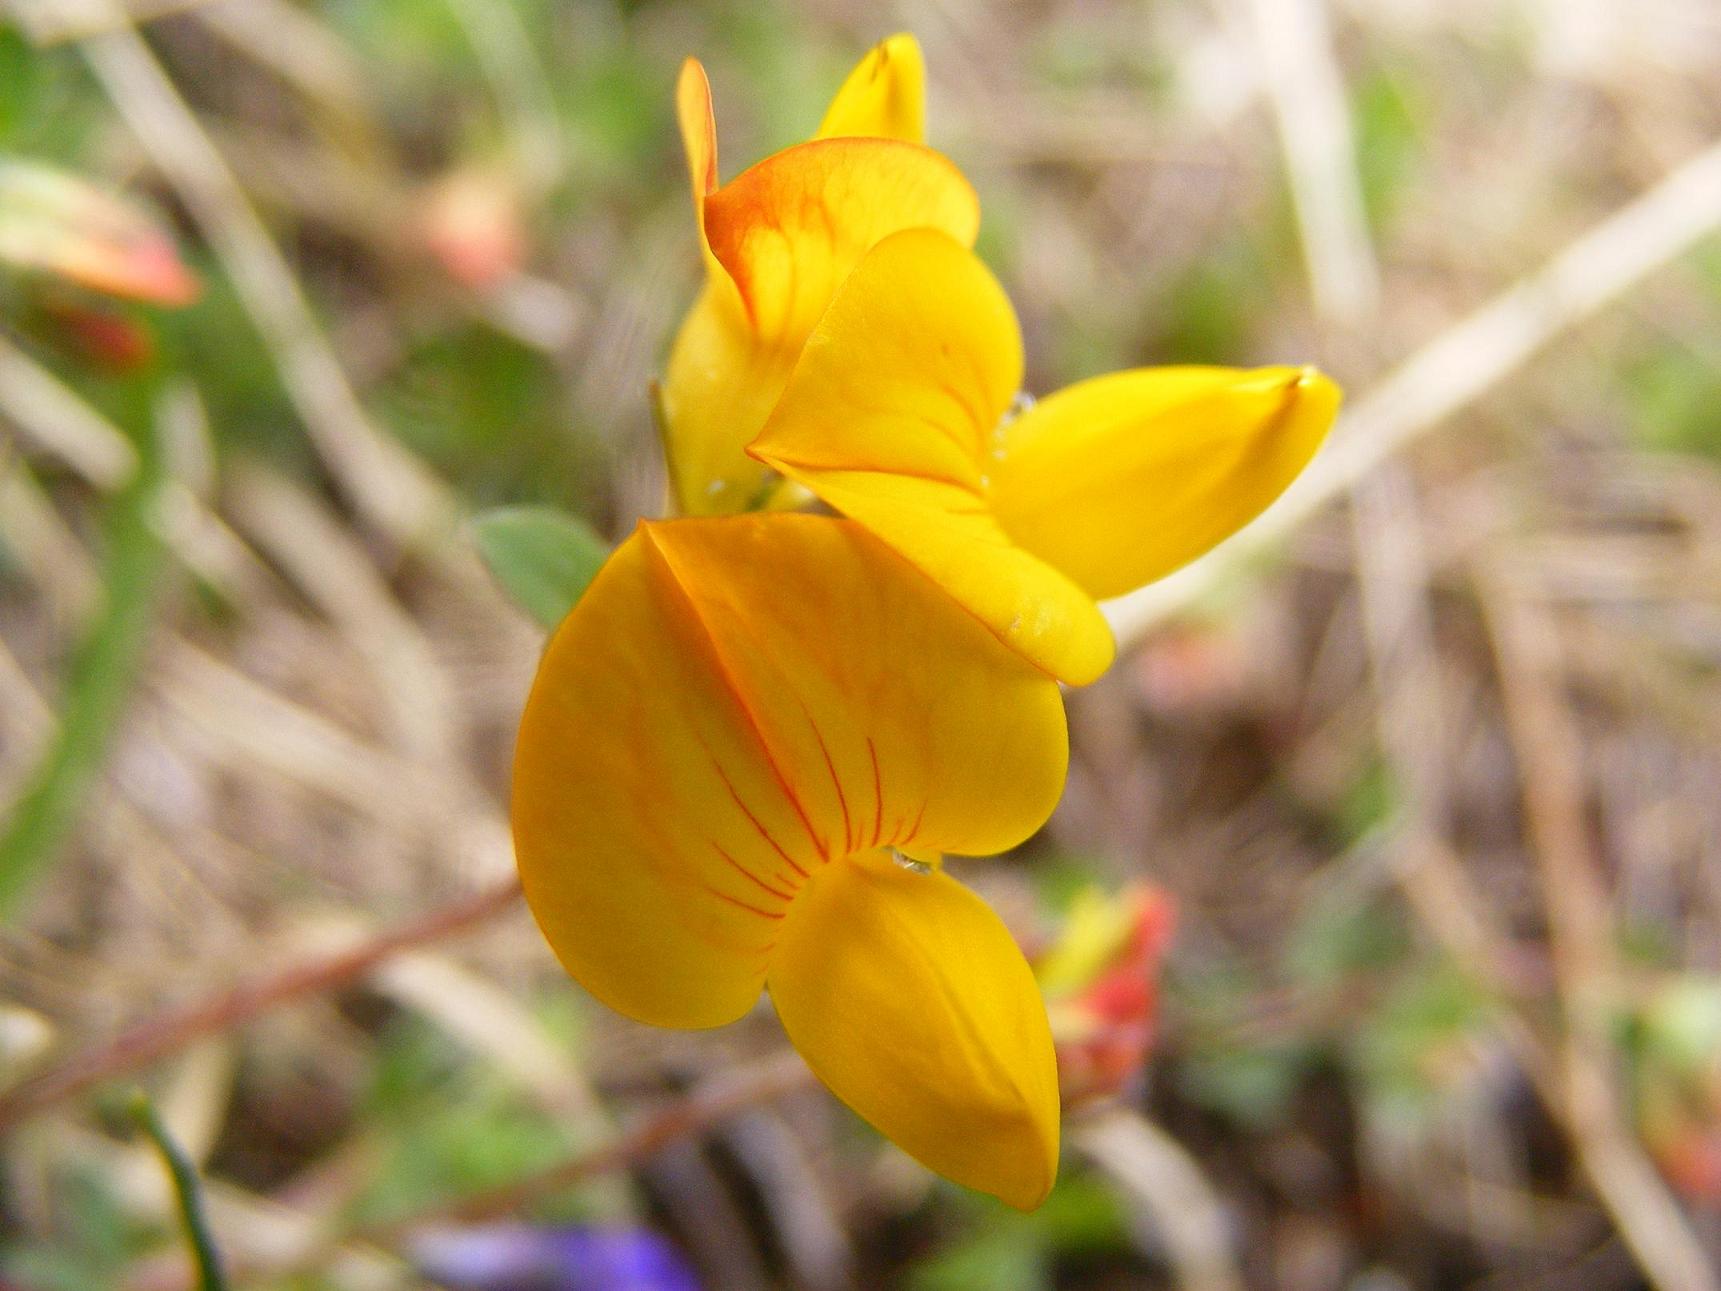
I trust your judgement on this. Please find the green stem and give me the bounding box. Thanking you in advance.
[128,1090,230,1291]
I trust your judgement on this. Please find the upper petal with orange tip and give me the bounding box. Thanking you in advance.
[511,513,1068,1028]
[660,49,979,515]
[673,59,725,282]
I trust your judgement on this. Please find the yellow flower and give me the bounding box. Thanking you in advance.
[660,35,980,516]
[513,513,1066,1208]
[748,228,1342,684]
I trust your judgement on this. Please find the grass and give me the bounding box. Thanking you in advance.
[4,1,1721,1288]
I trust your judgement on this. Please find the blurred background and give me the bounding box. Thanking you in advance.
[3,0,1721,1287]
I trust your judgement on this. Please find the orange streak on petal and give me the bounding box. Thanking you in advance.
[906,800,928,845]
[866,737,885,849]
[800,700,854,856]
[644,526,831,861]
[702,743,814,879]
[698,882,786,920]
[712,841,797,902]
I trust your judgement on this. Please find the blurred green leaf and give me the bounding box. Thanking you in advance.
[1033,1172,1130,1254]
[376,323,604,509]
[1353,68,1427,229]
[0,32,101,153]
[1174,962,1318,1125]
[1285,895,1408,989]
[1179,1041,1311,1129]
[1151,240,1271,366]
[1335,757,1398,843]
[1627,346,1721,458]
[472,505,609,629]
[0,1161,151,1289]
[908,1172,1128,1291]
[0,378,171,918]
[1351,963,1497,1123]
[156,272,294,460]
[1639,977,1721,1075]
[909,1223,1044,1291]
[355,1015,586,1224]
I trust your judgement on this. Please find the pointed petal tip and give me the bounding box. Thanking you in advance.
[988,362,1345,604]
[981,1091,1061,1212]
[675,59,718,201]
[816,31,928,143]
[1292,364,1343,417]
[768,856,1062,1211]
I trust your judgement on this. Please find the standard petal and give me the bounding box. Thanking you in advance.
[663,138,978,514]
[704,139,979,347]
[751,227,1115,684]
[749,225,1020,487]
[513,530,816,1029]
[990,366,1342,600]
[645,514,1068,860]
[815,33,926,142]
[768,851,1060,1210]
[512,515,1068,1029]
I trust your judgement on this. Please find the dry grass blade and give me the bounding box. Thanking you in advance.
[1074,1108,1243,1291]
[1480,574,1718,1291]
[0,875,521,1129]
[70,0,454,549]
[1107,133,1721,644]
[0,331,138,488]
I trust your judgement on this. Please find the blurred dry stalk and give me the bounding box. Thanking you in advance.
[3,0,1721,1288]
[1256,0,1716,1287]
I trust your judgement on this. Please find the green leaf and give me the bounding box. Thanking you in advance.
[471,505,609,629]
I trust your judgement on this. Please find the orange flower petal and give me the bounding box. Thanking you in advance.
[663,137,978,514]
[751,227,1115,684]
[512,514,1067,1028]
[991,366,1342,598]
[770,850,1060,1210]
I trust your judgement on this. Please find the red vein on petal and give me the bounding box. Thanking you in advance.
[642,528,830,860]
[698,882,785,920]
[935,377,989,452]
[866,736,885,847]
[713,841,796,902]
[704,749,811,880]
[801,699,854,856]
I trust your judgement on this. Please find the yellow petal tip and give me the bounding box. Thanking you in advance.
[676,58,718,205]
[991,362,1344,602]
[816,32,927,143]
[768,855,1062,1211]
